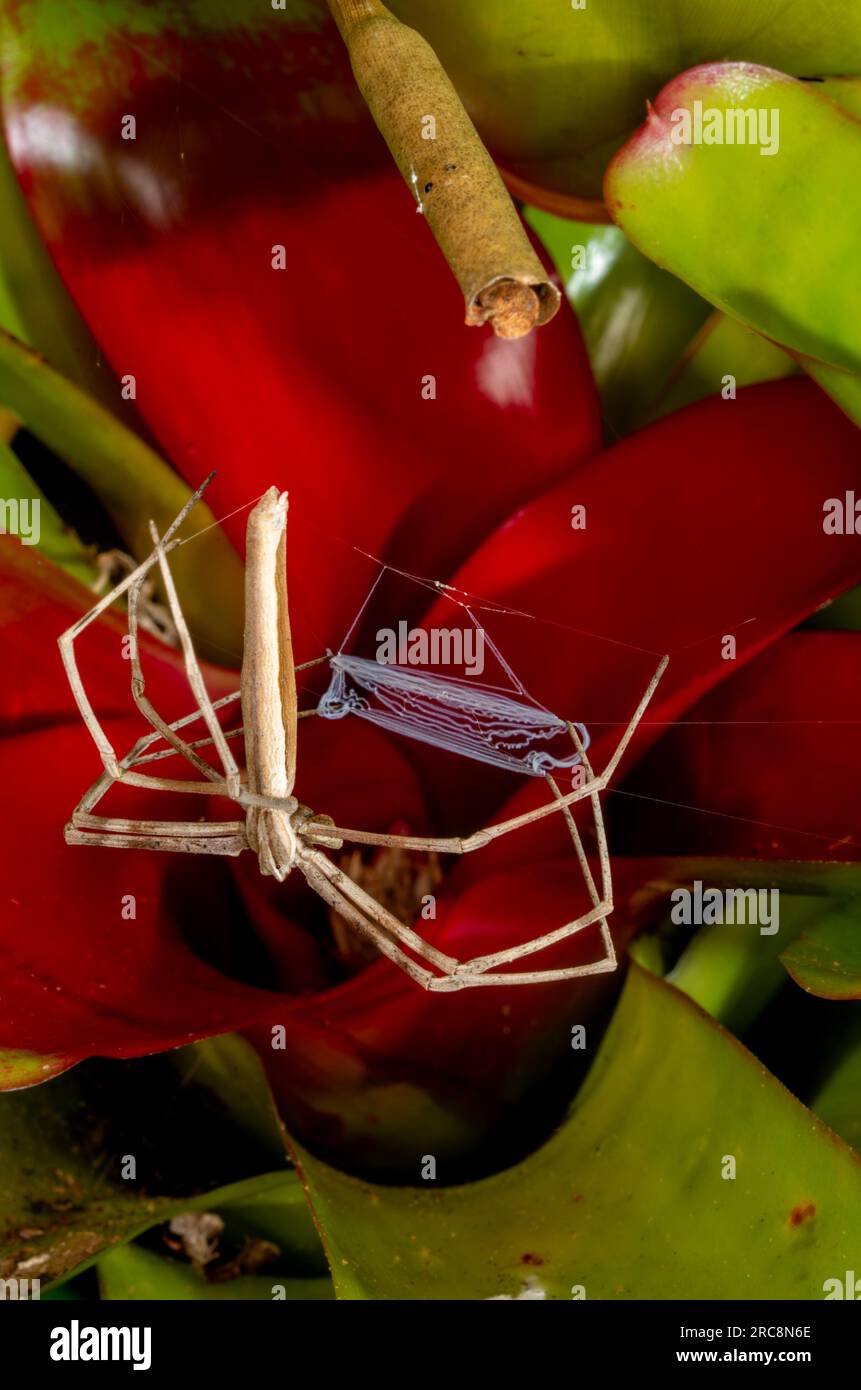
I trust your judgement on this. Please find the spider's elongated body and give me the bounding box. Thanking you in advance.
[59,479,668,991]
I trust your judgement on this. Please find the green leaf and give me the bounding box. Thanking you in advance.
[811,1014,861,1150]
[0,0,322,98]
[525,209,709,434]
[168,1035,287,1164]
[661,894,830,1034]
[0,436,98,587]
[0,1058,297,1288]
[606,65,861,420]
[805,584,861,631]
[0,125,120,409]
[0,1048,71,1090]
[392,2,861,201]
[289,962,861,1299]
[650,312,797,422]
[803,360,861,429]
[0,328,244,662]
[781,901,861,999]
[96,1244,332,1301]
[218,1185,328,1278]
[819,76,861,120]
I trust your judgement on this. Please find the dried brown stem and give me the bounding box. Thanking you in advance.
[327,0,560,338]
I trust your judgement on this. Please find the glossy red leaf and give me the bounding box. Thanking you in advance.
[617,631,861,862]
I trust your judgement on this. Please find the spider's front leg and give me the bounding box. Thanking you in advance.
[58,471,237,798]
[58,531,187,784]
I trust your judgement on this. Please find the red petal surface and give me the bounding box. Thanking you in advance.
[617,630,861,862]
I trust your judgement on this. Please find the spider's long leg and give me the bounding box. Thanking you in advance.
[67,822,248,855]
[117,690,241,767]
[127,660,326,771]
[298,850,438,990]
[66,766,248,851]
[309,773,604,855]
[126,568,223,783]
[428,767,615,983]
[446,898,614,979]
[424,667,673,986]
[149,519,242,798]
[545,771,603,911]
[600,654,668,784]
[428,942,618,990]
[57,472,230,794]
[300,847,460,975]
[122,652,328,774]
[299,846,615,992]
[58,538,184,780]
[564,723,612,909]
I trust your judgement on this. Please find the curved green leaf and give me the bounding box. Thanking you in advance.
[804,360,861,429]
[218,1185,328,1277]
[0,1057,294,1288]
[525,208,709,434]
[650,312,797,422]
[393,2,861,201]
[0,437,97,587]
[819,76,861,120]
[662,894,829,1035]
[812,1015,861,1150]
[169,1035,287,1164]
[781,902,861,999]
[606,64,861,420]
[290,962,861,1299]
[0,125,121,409]
[0,1048,71,1090]
[806,584,861,631]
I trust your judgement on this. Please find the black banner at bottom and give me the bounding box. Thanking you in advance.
[1,1298,856,1375]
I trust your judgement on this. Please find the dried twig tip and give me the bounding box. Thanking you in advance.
[470,278,552,339]
[328,0,560,338]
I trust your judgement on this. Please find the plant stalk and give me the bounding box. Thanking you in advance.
[327,0,560,338]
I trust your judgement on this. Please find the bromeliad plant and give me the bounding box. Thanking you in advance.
[0,0,860,1301]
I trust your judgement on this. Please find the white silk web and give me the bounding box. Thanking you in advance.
[317,577,590,777]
